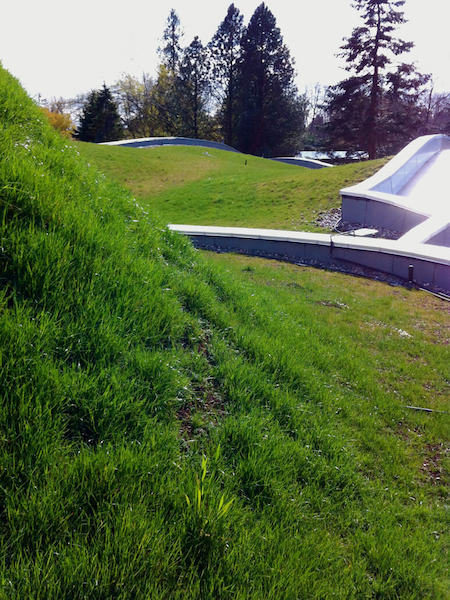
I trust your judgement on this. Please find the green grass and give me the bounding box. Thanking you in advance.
[78,141,387,231]
[1,65,449,598]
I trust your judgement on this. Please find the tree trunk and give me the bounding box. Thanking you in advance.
[193,77,198,138]
[367,3,381,159]
[367,67,379,159]
[225,78,233,145]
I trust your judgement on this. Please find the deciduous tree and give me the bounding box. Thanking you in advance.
[40,107,75,138]
[423,89,450,135]
[113,73,158,138]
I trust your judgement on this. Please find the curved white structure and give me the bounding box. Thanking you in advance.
[340,134,450,246]
[100,136,240,153]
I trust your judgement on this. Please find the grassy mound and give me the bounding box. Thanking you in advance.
[0,65,448,599]
[78,141,387,231]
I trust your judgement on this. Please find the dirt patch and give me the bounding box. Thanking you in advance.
[412,318,450,346]
[396,423,448,488]
[177,332,227,441]
[421,443,448,486]
[316,300,349,309]
[396,422,424,442]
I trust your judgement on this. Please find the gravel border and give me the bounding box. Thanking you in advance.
[315,208,403,240]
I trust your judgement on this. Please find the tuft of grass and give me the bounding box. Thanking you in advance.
[78,141,387,232]
[0,64,448,598]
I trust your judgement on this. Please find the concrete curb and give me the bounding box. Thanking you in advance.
[169,224,450,293]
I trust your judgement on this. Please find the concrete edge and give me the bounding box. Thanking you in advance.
[168,224,450,267]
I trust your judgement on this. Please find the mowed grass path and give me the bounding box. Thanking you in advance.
[78,142,386,231]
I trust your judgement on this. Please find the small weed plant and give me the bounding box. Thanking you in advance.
[183,451,235,569]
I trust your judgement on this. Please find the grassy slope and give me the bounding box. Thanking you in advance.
[1,66,449,599]
[78,141,387,231]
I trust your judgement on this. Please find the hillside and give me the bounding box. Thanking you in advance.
[78,141,387,231]
[0,65,449,599]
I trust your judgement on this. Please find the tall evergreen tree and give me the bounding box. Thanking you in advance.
[323,76,372,156]
[77,84,123,142]
[156,9,186,135]
[158,9,183,75]
[209,4,244,145]
[177,37,211,138]
[235,3,304,157]
[380,63,430,154]
[325,0,426,158]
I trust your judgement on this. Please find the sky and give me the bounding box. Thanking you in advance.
[1,0,449,102]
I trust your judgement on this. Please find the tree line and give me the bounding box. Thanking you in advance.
[42,1,450,160]
[75,3,305,158]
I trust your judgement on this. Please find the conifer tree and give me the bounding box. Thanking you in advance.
[209,4,244,145]
[156,9,185,135]
[159,9,183,75]
[235,3,304,157]
[177,37,211,138]
[77,85,123,143]
[381,63,430,154]
[323,76,373,157]
[325,0,427,158]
